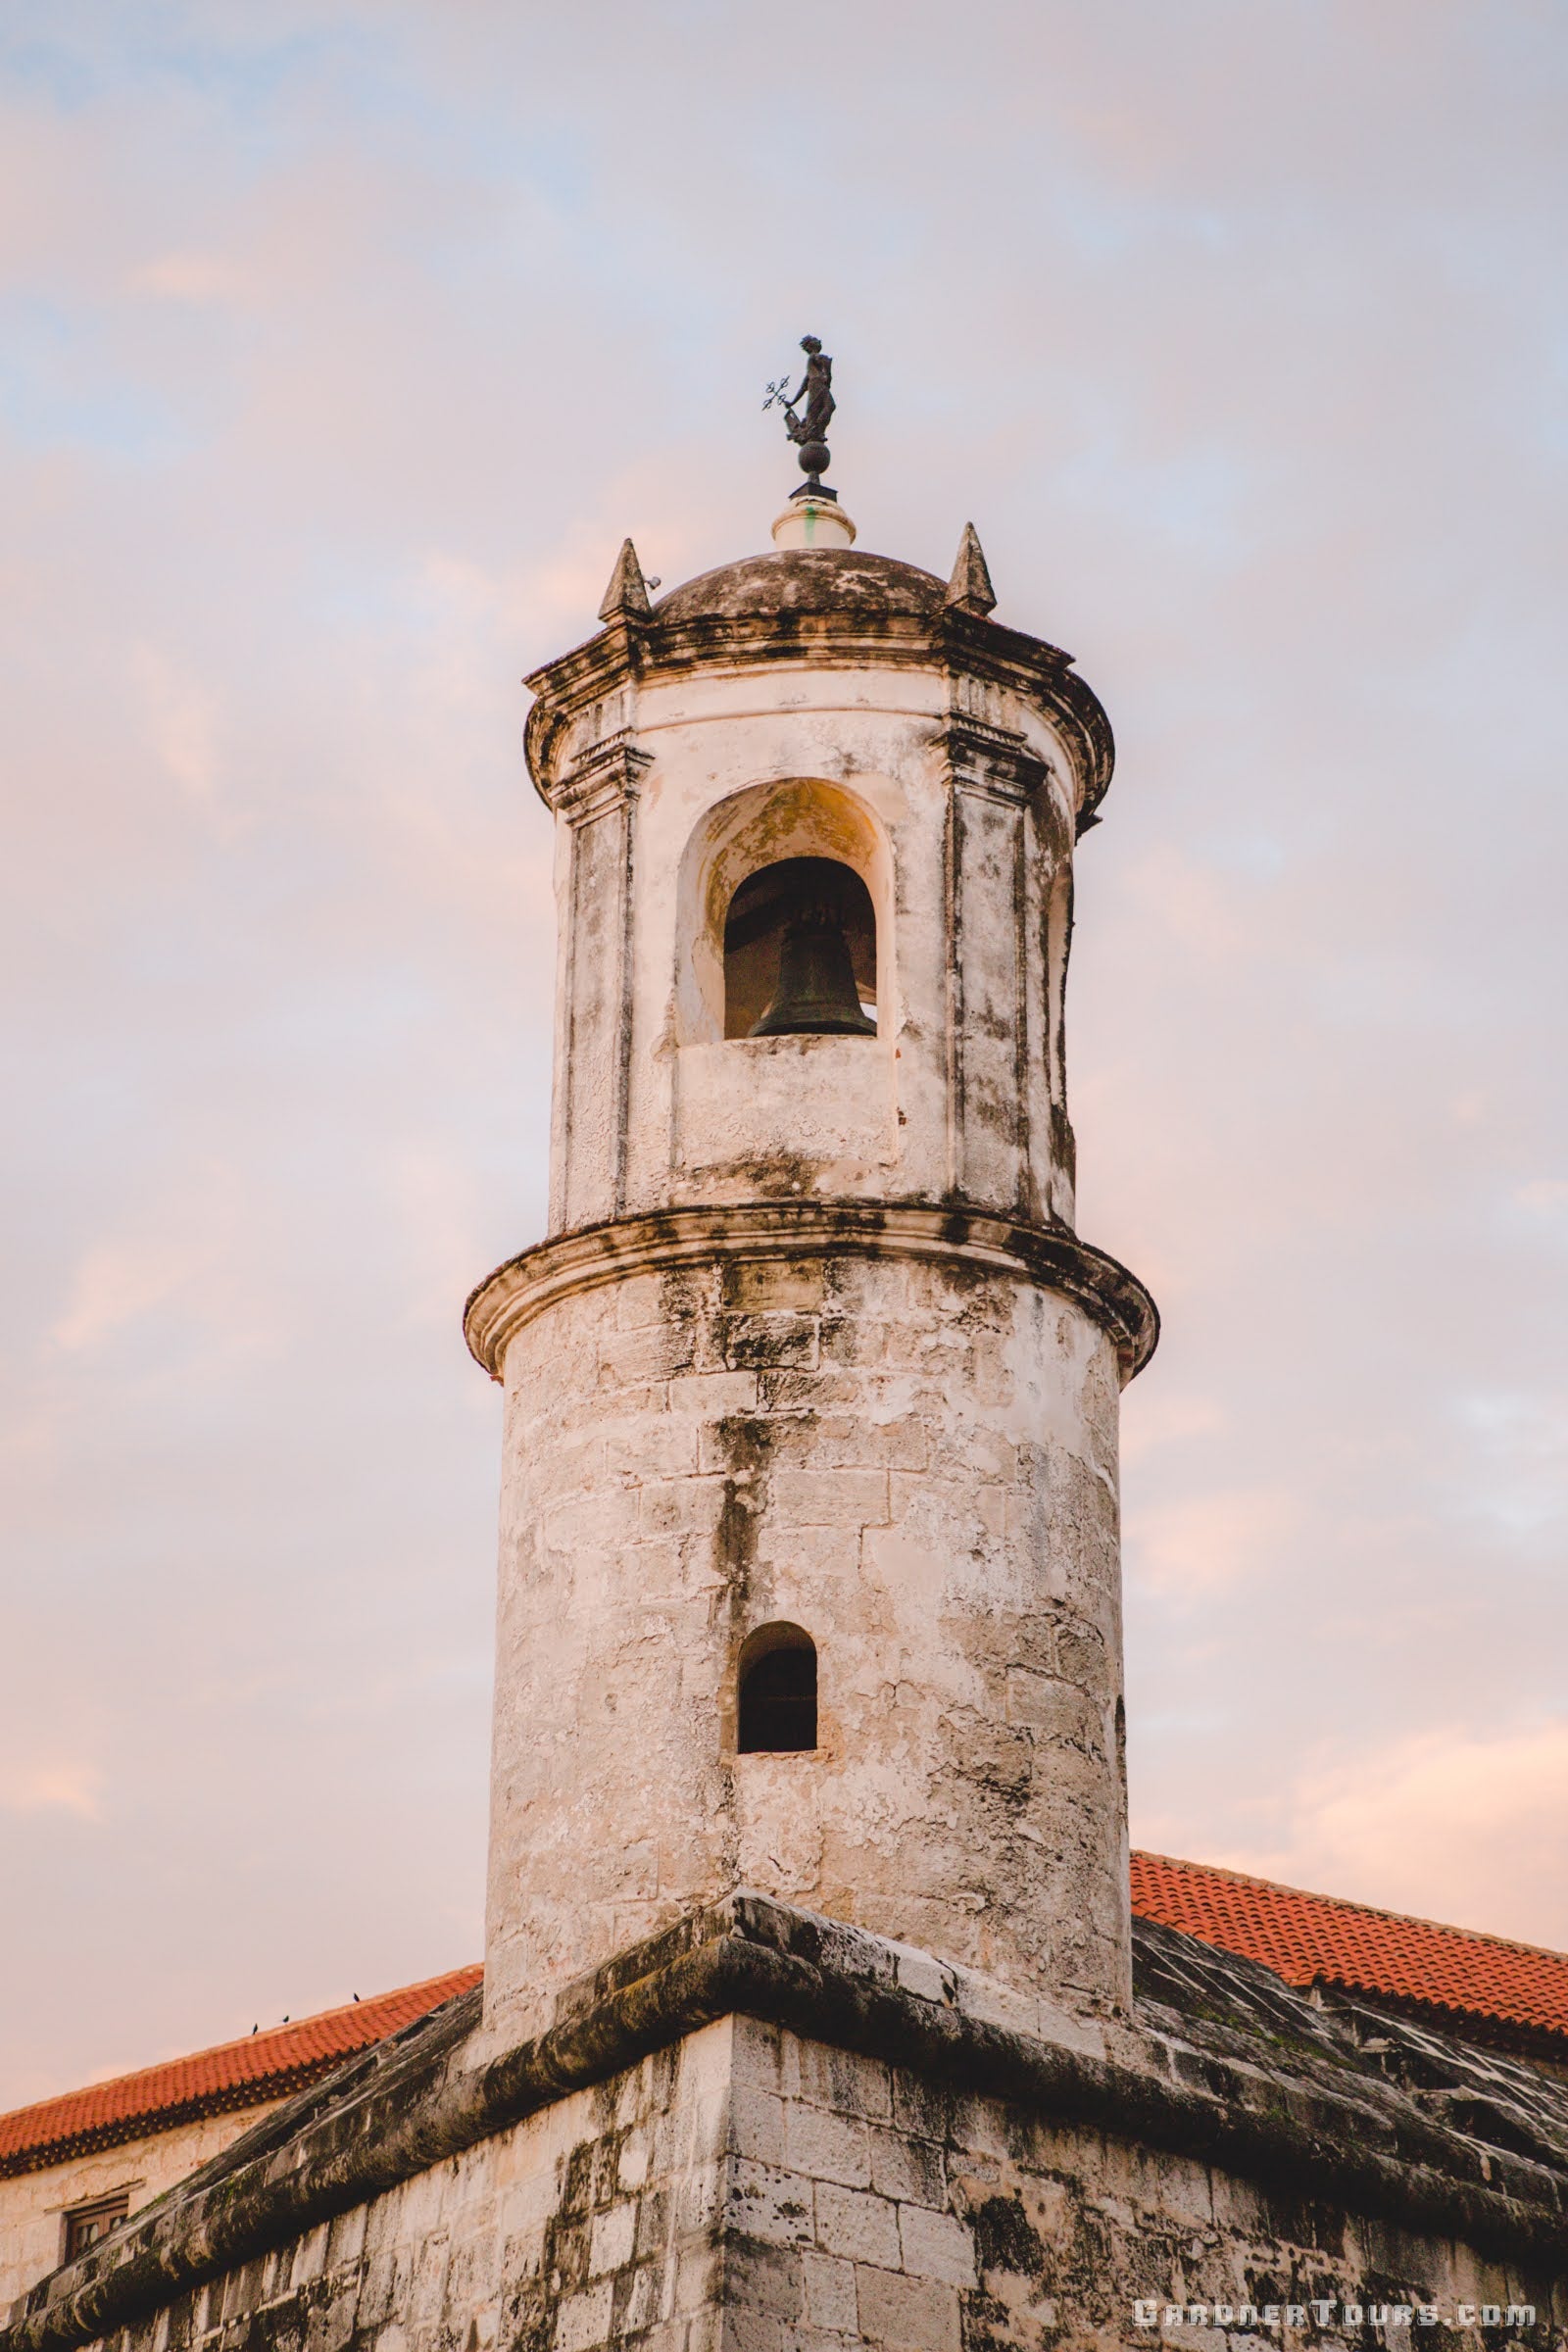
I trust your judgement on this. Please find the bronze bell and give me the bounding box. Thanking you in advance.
[750,904,876,1037]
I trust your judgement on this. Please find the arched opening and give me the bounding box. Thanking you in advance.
[724,858,876,1041]
[676,777,892,1049]
[736,1623,818,1754]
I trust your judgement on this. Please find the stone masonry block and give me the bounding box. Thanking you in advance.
[612,1419,700,1481]
[1031,1743,1113,1813]
[614,2258,669,2335]
[721,1261,826,1313]
[302,2278,356,2352]
[794,2042,891,2122]
[633,2183,670,2259]
[770,2030,806,2101]
[411,2233,454,2323]
[812,2182,902,2270]
[724,2234,805,2320]
[725,2159,814,2247]
[1113,2138,1216,2230]
[892,1946,954,2006]
[897,2203,976,2288]
[976,1484,1008,1539]
[666,1370,759,1418]
[674,2159,726,2237]
[749,1520,861,1580]
[890,2069,953,2145]
[757,1368,865,1410]
[728,2087,785,2166]
[715,2315,787,2352]
[717,1312,820,1372]
[351,2248,396,2329]
[803,2249,859,2333]
[290,2227,330,2288]
[600,1318,702,1383]
[1005,1668,1102,1749]
[867,2125,945,2208]
[947,2086,1018,2166]
[588,2202,636,2277]
[545,1431,605,1492]
[555,2280,614,2352]
[697,1416,817,1475]
[612,1273,666,1329]
[812,1413,931,1473]
[639,1477,728,1537]
[953,1968,1042,2040]
[770,1468,890,1528]
[855,2264,963,2352]
[683,2310,724,2352]
[883,1322,967,1375]
[931,1423,1019,1484]
[221,2259,264,2323]
[817,1316,890,1368]
[674,2241,723,2318]
[541,1489,640,1549]
[783,2102,870,2188]
[1054,1622,1111,1698]
[730,2019,787,2096]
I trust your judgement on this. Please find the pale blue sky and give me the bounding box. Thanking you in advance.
[2,0,1565,2106]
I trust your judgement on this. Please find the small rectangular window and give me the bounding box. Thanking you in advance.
[63,2190,129,2263]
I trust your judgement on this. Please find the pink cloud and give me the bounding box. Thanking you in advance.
[1221,1722,1568,1951]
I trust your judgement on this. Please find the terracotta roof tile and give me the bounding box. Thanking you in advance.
[1131,1850,1568,2050]
[0,1967,481,2179]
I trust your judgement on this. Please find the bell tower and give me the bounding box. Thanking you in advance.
[466,430,1157,2053]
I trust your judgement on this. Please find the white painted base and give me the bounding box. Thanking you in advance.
[770,498,857,550]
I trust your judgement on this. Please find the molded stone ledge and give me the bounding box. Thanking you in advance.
[518,549,1115,831]
[462,1199,1159,1386]
[10,1895,1568,2352]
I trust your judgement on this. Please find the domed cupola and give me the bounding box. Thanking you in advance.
[510,492,1117,1247]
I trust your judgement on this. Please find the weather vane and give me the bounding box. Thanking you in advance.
[763,335,836,498]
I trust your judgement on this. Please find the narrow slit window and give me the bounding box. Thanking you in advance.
[737,1625,817,1753]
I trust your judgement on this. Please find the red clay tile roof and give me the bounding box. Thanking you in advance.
[1131,1850,1568,2055]
[0,1967,481,2180]
[7,1856,1567,2176]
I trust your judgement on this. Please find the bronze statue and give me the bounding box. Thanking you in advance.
[765,336,835,490]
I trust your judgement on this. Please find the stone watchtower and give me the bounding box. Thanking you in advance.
[22,451,1568,2352]
[465,484,1157,2056]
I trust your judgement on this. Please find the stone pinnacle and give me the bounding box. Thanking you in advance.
[598,538,654,623]
[944,522,997,617]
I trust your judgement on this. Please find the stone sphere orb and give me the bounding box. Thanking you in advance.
[797,439,830,476]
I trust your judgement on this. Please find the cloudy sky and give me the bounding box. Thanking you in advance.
[2,0,1565,2109]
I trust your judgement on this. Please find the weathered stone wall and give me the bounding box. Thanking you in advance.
[480,1230,1135,2053]
[20,1982,1562,2352]
[705,2011,1565,2352]
[3,2023,732,2352]
[0,2109,283,2317]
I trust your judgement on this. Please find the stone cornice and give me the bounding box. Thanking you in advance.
[11,1897,1566,2352]
[521,607,1113,833]
[462,1200,1159,1386]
